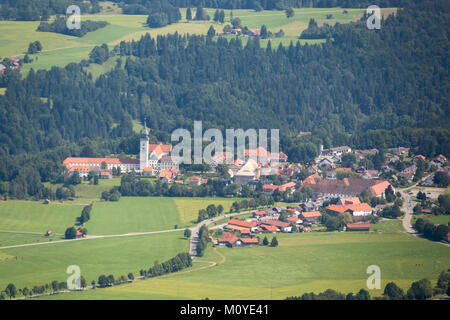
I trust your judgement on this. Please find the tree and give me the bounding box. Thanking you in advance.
[260,25,268,39]
[383,282,405,300]
[213,9,220,22]
[51,280,59,292]
[207,25,216,37]
[285,7,294,18]
[184,228,192,238]
[263,236,269,246]
[435,270,449,294]
[270,237,278,247]
[80,276,87,288]
[217,204,224,215]
[231,17,241,28]
[64,227,77,239]
[433,171,450,187]
[407,279,433,300]
[28,41,42,54]
[186,7,192,21]
[128,272,134,280]
[5,283,17,299]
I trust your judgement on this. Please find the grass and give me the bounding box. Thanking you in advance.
[0,232,54,247]
[44,177,121,202]
[0,231,189,289]
[173,197,238,225]
[0,8,381,75]
[41,220,450,300]
[0,201,84,234]
[412,214,450,226]
[88,197,180,235]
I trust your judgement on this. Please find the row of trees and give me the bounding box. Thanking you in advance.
[414,218,449,242]
[286,270,450,300]
[197,203,225,222]
[196,225,209,256]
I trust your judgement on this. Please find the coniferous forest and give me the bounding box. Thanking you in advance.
[0,0,448,199]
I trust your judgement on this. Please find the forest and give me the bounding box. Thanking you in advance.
[0,0,448,199]
[37,17,108,37]
[0,0,100,21]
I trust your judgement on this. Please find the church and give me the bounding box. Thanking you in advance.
[63,123,177,178]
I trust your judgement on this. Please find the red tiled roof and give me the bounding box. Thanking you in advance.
[260,224,278,232]
[346,223,371,230]
[345,203,372,212]
[260,219,290,228]
[340,197,361,205]
[287,216,299,222]
[225,224,251,234]
[254,210,268,216]
[326,204,347,213]
[240,238,259,244]
[218,232,239,244]
[301,211,322,218]
[228,219,256,228]
[149,143,171,153]
[63,157,139,166]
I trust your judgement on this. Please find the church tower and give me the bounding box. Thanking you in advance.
[139,119,149,171]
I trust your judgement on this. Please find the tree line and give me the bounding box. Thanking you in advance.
[37,17,108,37]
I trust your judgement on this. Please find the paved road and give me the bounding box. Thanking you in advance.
[0,228,180,250]
[399,174,449,247]
[188,209,256,257]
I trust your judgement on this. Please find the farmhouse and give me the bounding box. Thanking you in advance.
[260,219,291,232]
[326,203,373,218]
[321,145,352,156]
[218,232,240,247]
[346,223,371,231]
[302,177,394,199]
[300,211,322,223]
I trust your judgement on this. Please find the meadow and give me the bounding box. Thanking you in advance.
[0,7,376,75]
[0,230,188,289]
[39,220,450,300]
[412,214,450,226]
[0,201,83,234]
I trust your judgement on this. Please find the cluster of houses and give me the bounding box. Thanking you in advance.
[216,197,375,247]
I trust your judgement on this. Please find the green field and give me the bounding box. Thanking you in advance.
[87,196,240,234]
[0,201,83,234]
[0,7,379,75]
[39,220,450,300]
[88,197,180,235]
[412,214,450,226]
[0,232,53,247]
[0,231,188,289]
[173,197,238,224]
[44,178,122,202]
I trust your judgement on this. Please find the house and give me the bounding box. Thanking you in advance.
[224,224,251,235]
[189,176,202,186]
[338,197,360,205]
[299,211,322,223]
[249,29,261,36]
[253,210,269,218]
[286,216,302,225]
[218,232,240,247]
[321,146,352,157]
[326,204,347,216]
[100,170,112,179]
[143,166,154,176]
[327,203,372,218]
[45,230,53,237]
[344,203,373,217]
[159,169,174,183]
[240,238,259,246]
[307,165,319,174]
[363,170,380,180]
[447,232,450,243]
[68,165,92,178]
[260,219,291,232]
[327,168,352,179]
[303,177,394,199]
[233,159,260,185]
[259,224,278,233]
[76,230,83,238]
[63,157,140,173]
[346,223,371,231]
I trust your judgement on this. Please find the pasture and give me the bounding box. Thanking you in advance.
[40,220,450,300]
[0,201,83,234]
[0,230,188,289]
[0,7,377,75]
